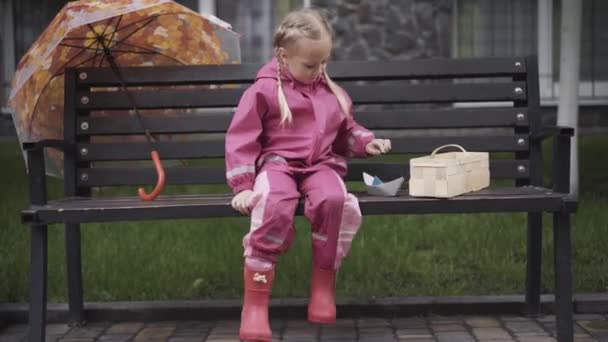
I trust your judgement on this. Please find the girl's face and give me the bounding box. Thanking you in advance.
[278,35,332,85]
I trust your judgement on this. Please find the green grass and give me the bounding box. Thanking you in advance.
[1,136,607,303]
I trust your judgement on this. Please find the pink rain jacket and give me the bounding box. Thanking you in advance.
[225,58,375,194]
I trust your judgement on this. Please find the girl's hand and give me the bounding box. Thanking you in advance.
[231,189,253,215]
[366,139,392,156]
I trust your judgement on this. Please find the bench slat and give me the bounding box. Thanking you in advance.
[76,160,529,187]
[22,187,573,224]
[75,58,527,87]
[77,108,528,136]
[76,83,527,110]
[76,108,530,135]
[76,135,529,161]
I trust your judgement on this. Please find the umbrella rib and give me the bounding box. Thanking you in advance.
[87,24,104,67]
[58,44,156,55]
[94,49,165,66]
[103,15,158,39]
[26,32,106,132]
[26,11,201,136]
[99,15,117,39]
[55,35,103,71]
[62,36,95,41]
[102,49,159,54]
[98,52,106,68]
[118,41,185,65]
[26,72,67,134]
[107,15,123,45]
[107,17,156,49]
[98,16,122,68]
[71,51,105,69]
[58,43,106,51]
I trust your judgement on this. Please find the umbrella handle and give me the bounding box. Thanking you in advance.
[138,150,166,201]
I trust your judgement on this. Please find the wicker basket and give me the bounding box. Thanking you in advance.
[408,144,490,198]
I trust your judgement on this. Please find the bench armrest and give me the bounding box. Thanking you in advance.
[549,128,574,194]
[530,126,574,143]
[23,140,74,207]
[22,139,74,152]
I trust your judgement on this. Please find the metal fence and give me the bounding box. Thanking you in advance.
[454,0,608,105]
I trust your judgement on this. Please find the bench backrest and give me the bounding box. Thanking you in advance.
[65,56,541,196]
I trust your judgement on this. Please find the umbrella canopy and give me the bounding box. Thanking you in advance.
[8,0,240,179]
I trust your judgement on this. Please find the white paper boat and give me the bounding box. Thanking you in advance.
[363,172,404,197]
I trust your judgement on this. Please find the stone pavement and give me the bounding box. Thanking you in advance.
[1,314,608,341]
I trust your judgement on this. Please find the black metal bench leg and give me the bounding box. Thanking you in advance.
[525,212,542,315]
[553,212,573,342]
[65,223,85,326]
[29,224,48,342]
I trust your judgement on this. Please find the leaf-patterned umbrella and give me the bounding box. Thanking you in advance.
[8,0,240,200]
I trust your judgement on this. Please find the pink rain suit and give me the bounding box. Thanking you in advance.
[225,58,375,270]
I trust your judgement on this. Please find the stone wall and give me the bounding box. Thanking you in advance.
[312,0,453,61]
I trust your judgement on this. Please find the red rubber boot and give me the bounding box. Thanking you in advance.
[239,265,275,341]
[307,266,337,324]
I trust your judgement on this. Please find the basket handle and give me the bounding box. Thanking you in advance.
[431,144,467,157]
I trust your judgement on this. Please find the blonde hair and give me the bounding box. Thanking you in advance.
[273,8,350,124]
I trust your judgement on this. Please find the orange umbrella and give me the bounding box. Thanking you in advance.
[8,0,240,200]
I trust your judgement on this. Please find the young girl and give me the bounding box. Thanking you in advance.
[225,8,391,341]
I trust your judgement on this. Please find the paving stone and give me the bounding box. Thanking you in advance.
[358,326,394,334]
[429,318,462,325]
[578,319,608,334]
[516,337,557,342]
[591,334,608,341]
[472,327,512,340]
[396,332,434,340]
[279,338,313,342]
[2,313,605,342]
[133,327,175,341]
[535,316,556,323]
[61,326,105,340]
[1,325,28,334]
[332,319,356,327]
[172,328,209,338]
[431,324,466,332]
[168,337,203,342]
[574,314,605,321]
[392,318,427,329]
[465,317,501,328]
[321,328,357,339]
[45,324,71,336]
[512,331,550,337]
[501,316,532,322]
[395,328,431,336]
[97,334,133,342]
[573,332,594,339]
[146,321,180,328]
[104,322,144,335]
[0,333,26,342]
[504,321,546,334]
[434,331,475,342]
[44,336,64,342]
[358,338,396,342]
[357,318,392,328]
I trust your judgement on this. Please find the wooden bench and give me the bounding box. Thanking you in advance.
[22,55,577,342]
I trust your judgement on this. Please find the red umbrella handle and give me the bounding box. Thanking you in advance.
[138,150,165,201]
